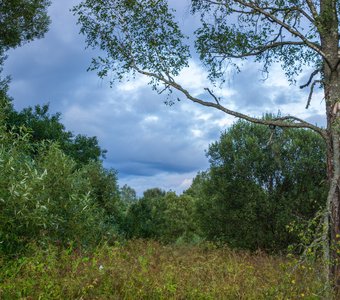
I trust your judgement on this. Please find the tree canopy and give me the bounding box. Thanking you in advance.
[187,119,327,251]
[0,0,51,51]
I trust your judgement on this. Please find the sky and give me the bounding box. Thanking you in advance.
[3,0,326,195]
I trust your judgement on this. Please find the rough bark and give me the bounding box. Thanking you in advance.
[320,0,340,291]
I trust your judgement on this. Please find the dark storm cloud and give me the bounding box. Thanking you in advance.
[62,85,217,180]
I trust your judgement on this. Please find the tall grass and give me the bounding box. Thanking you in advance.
[0,240,326,299]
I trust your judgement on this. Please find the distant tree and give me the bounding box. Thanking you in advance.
[6,103,107,165]
[74,0,340,286]
[142,188,166,199]
[124,188,167,239]
[66,134,106,165]
[187,120,327,251]
[120,184,137,204]
[124,188,200,243]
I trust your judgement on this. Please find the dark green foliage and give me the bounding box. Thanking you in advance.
[0,0,51,51]
[0,101,122,256]
[187,119,327,251]
[67,134,106,165]
[124,189,199,243]
[0,0,51,98]
[124,188,167,239]
[79,161,124,229]
[6,103,107,164]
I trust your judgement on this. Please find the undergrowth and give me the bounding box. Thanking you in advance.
[0,240,326,299]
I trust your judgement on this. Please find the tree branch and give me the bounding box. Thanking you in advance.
[131,63,327,141]
[233,0,328,62]
[225,41,306,59]
[204,88,220,105]
[305,0,319,21]
[300,69,321,89]
[305,80,322,109]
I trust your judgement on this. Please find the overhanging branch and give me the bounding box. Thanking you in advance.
[131,64,327,141]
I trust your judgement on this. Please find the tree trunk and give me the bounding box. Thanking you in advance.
[325,71,340,293]
[319,0,340,293]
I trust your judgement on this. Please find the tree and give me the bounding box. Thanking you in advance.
[186,120,327,251]
[124,188,167,239]
[124,188,199,242]
[6,103,107,164]
[0,0,51,94]
[73,0,340,288]
[0,0,51,51]
[120,184,137,203]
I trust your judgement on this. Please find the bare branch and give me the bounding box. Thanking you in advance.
[204,88,220,105]
[306,80,322,109]
[300,69,321,89]
[131,64,327,141]
[305,0,319,21]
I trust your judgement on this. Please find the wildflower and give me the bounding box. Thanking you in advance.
[301,293,305,297]
[291,279,295,284]
[99,265,104,271]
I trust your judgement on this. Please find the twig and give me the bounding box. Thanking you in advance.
[204,88,220,105]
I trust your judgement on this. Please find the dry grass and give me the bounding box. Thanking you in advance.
[0,240,326,299]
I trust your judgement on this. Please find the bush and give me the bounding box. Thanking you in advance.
[0,109,119,256]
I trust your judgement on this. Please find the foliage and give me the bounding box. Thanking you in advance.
[0,0,51,96]
[73,0,190,101]
[124,189,200,243]
[79,161,124,230]
[0,240,327,299]
[6,103,107,165]
[0,102,121,256]
[0,0,51,51]
[120,184,137,204]
[186,119,327,251]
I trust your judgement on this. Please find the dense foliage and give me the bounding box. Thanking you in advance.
[124,189,199,243]
[187,119,327,251]
[0,93,328,257]
[0,99,122,256]
[6,102,107,165]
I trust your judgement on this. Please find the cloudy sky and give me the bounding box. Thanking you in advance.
[3,0,326,195]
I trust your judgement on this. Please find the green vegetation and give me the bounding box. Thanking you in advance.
[0,97,330,297]
[0,0,336,297]
[0,240,325,299]
[188,119,327,251]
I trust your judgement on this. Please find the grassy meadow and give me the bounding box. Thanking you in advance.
[0,240,326,300]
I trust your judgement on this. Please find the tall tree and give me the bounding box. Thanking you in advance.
[73,0,340,288]
[187,120,327,251]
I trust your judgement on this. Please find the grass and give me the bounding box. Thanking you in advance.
[0,240,326,299]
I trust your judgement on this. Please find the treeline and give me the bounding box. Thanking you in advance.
[0,92,327,257]
[124,120,327,251]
